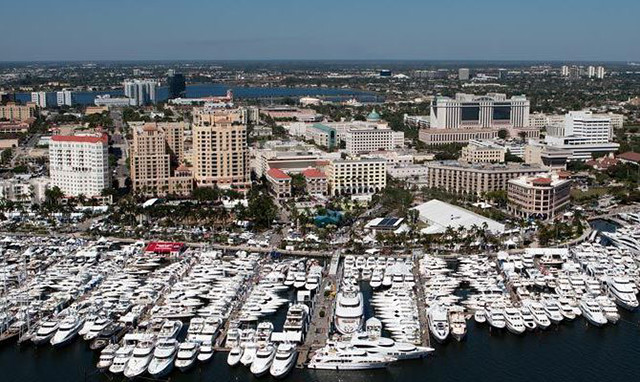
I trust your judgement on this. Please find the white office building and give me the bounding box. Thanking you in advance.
[344,125,403,155]
[49,134,110,197]
[327,158,386,196]
[545,111,619,160]
[30,91,47,108]
[596,66,605,79]
[429,93,530,130]
[56,90,73,106]
[123,79,158,106]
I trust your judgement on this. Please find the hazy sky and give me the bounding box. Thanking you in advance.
[1,0,639,61]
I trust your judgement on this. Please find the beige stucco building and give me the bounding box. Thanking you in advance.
[507,173,571,220]
[327,159,387,196]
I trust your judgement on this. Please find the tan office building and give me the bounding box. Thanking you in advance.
[0,102,36,122]
[130,123,192,196]
[423,161,546,196]
[507,173,571,220]
[327,159,387,196]
[460,143,505,163]
[192,108,250,190]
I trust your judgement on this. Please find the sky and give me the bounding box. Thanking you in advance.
[1,0,639,62]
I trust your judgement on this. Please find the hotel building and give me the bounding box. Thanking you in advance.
[266,168,292,199]
[123,79,158,105]
[423,161,546,196]
[507,172,571,220]
[192,108,250,190]
[0,102,36,122]
[49,133,110,197]
[327,159,387,196]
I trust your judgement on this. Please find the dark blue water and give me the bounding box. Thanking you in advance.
[589,219,619,233]
[14,84,380,106]
[2,309,639,382]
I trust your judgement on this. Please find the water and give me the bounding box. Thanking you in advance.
[2,309,639,382]
[589,219,619,233]
[14,84,380,106]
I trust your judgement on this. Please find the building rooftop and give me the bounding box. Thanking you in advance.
[618,151,640,163]
[267,168,291,180]
[301,168,326,178]
[51,133,108,144]
[412,199,506,235]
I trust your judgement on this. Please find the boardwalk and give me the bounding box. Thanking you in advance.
[296,252,340,367]
[412,252,431,348]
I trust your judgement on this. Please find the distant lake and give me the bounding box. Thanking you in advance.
[15,84,381,106]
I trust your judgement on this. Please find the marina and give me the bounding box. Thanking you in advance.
[0,212,639,380]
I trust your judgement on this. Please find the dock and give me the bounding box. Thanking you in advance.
[296,250,340,367]
[412,251,431,348]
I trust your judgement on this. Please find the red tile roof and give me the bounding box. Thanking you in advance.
[51,133,108,144]
[267,168,291,180]
[618,152,640,163]
[301,168,326,178]
[531,177,552,185]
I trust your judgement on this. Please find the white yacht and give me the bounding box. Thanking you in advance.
[148,338,179,378]
[50,315,85,347]
[523,300,551,329]
[158,320,183,339]
[109,345,133,374]
[449,307,467,341]
[334,285,364,335]
[240,341,258,366]
[96,343,119,370]
[198,341,214,362]
[473,309,486,324]
[175,341,200,371]
[270,343,297,378]
[604,277,639,311]
[579,297,608,327]
[124,341,155,379]
[32,320,59,345]
[595,296,620,324]
[349,330,433,360]
[427,305,450,342]
[485,304,506,330]
[370,271,383,289]
[504,307,526,335]
[542,299,564,324]
[308,344,395,370]
[519,307,537,331]
[250,344,277,376]
[227,346,243,367]
[83,317,110,341]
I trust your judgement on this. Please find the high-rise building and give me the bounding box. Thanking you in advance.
[56,90,73,106]
[587,66,596,78]
[561,65,569,76]
[30,92,47,108]
[507,172,571,220]
[544,111,619,160]
[168,73,186,99]
[0,102,37,122]
[458,68,470,81]
[596,66,605,79]
[123,79,158,106]
[49,133,110,197]
[130,122,192,196]
[192,108,250,190]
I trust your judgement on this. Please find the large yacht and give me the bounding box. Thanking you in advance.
[175,341,200,371]
[503,307,525,335]
[334,285,364,335]
[448,306,467,341]
[427,305,450,342]
[485,303,506,330]
[270,343,297,378]
[96,344,119,371]
[227,346,243,367]
[542,299,564,324]
[604,277,639,310]
[349,319,433,361]
[147,338,178,378]
[600,229,640,255]
[250,344,277,376]
[579,296,608,327]
[31,320,59,345]
[308,344,395,370]
[109,345,133,374]
[50,315,85,347]
[523,300,551,329]
[124,341,155,379]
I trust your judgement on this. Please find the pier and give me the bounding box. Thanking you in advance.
[412,251,431,348]
[296,250,340,367]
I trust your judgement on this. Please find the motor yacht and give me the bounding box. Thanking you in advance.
[504,307,526,335]
[124,341,155,379]
[227,346,243,367]
[158,320,183,339]
[542,299,564,324]
[308,344,395,370]
[473,309,486,324]
[250,344,276,376]
[270,343,297,378]
[175,341,200,371]
[109,345,133,374]
[448,307,467,341]
[427,305,450,342]
[50,315,84,346]
[579,296,608,327]
[334,285,364,335]
[520,307,537,331]
[604,277,639,311]
[240,341,258,366]
[595,296,620,324]
[31,320,59,345]
[147,338,179,378]
[523,300,551,329]
[198,341,214,362]
[96,343,119,370]
[83,317,110,341]
[485,303,506,330]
